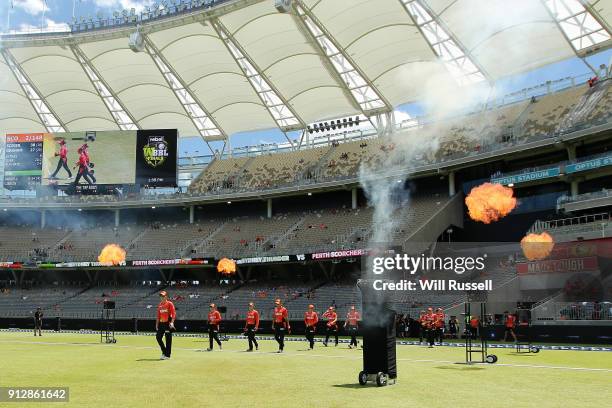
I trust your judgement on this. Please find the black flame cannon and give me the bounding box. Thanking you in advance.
[357,279,397,386]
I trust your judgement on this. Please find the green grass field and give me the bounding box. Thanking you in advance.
[1,331,610,408]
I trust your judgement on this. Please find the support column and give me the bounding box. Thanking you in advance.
[267,198,272,219]
[41,210,46,229]
[448,171,456,197]
[189,205,194,224]
[571,180,579,198]
[351,187,357,209]
[114,209,120,228]
[567,144,576,161]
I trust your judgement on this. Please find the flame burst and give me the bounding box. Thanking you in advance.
[217,258,236,275]
[98,244,127,266]
[465,183,517,224]
[521,232,555,261]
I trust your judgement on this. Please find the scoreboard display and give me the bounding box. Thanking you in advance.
[3,133,44,190]
[2,129,178,193]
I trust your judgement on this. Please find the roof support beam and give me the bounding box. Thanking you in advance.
[71,45,140,131]
[541,0,611,57]
[144,36,227,141]
[399,0,489,86]
[292,0,392,115]
[1,48,66,133]
[210,19,305,132]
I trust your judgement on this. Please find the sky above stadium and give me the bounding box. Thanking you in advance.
[1,0,611,156]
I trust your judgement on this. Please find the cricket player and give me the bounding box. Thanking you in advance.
[304,304,319,350]
[50,140,72,179]
[418,310,426,345]
[434,307,445,344]
[322,306,338,347]
[73,148,95,185]
[344,305,360,349]
[503,311,517,342]
[34,307,43,336]
[207,303,223,351]
[272,299,290,353]
[244,302,259,352]
[156,291,176,360]
[424,307,436,348]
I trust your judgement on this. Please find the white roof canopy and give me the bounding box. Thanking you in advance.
[0,0,610,140]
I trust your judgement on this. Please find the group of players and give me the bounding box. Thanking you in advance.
[155,291,361,360]
[50,139,97,185]
[417,307,446,348]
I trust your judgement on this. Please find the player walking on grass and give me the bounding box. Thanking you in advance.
[424,308,436,348]
[244,302,259,352]
[73,148,95,185]
[434,308,445,344]
[207,303,223,351]
[272,299,290,353]
[322,306,338,347]
[304,304,319,350]
[50,140,72,179]
[344,305,360,349]
[34,307,43,336]
[503,311,518,342]
[156,291,176,360]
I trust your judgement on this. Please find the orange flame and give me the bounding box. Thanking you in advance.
[98,244,127,266]
[217,258,236,275]
[465,183,517,224]
[521,232,555,261]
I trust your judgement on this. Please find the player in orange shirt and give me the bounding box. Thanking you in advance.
[418,310,426,345]
[503,311,517,342]
[304,304,319,350]
[156,290,176,360]
[322,306,338,347]
[272,299,290,353]
[244,302,260,352]
[344,305,360,349]
[434,307,445,344]
[424,307,436,348]
[207,303,222,351]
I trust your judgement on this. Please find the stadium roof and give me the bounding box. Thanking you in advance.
[0,0,610,144]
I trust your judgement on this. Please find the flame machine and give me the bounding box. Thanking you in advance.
[357,280,397,386]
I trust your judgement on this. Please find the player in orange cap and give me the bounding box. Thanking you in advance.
[344,305,360,349]
[322,306,338,347]
[156,290,176,359]
[304,304,319,350]
[244,302,260,352]
[207,303,222,351]
[272,298,290,353]
[434,307,445,345]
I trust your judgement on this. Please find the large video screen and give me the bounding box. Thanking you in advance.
[3,129,177,191]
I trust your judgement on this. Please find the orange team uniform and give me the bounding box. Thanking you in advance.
[245,310,260,329]
[346,311,360,327]
[157,300,176,323]
[435,312,445,329]
[505,314,516,328]
[208,310,222,328]
[273,306,289,327]
[323,311,338,327]
[304,311,319,327]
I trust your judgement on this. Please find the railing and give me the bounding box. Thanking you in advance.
[531,213,609,232]
[550,302,612,321]
[558,189,612,206]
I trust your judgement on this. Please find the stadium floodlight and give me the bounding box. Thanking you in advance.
[399,0,489,86]
[1,49,66,133]
[542,0,611,55]
[71,45,139,131]
[144,37,226,140]
[275,0,293,13]
[128,26,145,52]
[294,1,391,116]
[211,20,305,132]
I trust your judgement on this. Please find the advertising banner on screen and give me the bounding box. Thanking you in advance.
[135,129,177,187]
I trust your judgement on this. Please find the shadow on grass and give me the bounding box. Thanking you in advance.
[136,358,163,362]
[436,365,485,371]
[509,353,538,357]
[332,384,370,389]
